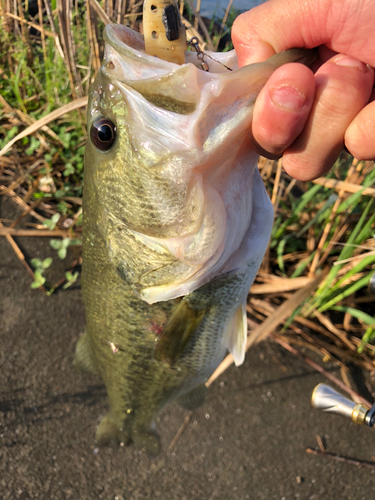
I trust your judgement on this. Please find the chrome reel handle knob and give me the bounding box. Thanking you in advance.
[311,383,375,427]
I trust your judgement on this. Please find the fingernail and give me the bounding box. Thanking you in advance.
[270,85,307,111]
[334,55,368,71]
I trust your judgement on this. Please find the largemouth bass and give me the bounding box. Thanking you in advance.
[75,24,313,454]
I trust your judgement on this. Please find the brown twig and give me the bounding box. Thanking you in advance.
[306,448,375,470]
[5,12,55,37]
[271,335,371,407]
[86,0,101,76]
[0,221,45,292]
[312,177,375,197]
[246,270,329,348]
[37,0,47,65]
[0,186,45,222]
[184,0,214,51]
[309,190,344,276]
[271,158,283,207]
[10,198,44,228]
[316,435,326,452]
[89,0,112,25]
[0,94,59,148]
[0,227,69,237]
[250,276,315,294]
[0,97,88,156]
[168,411,193,451]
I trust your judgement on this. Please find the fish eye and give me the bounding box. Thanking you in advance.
[90,117,116,151]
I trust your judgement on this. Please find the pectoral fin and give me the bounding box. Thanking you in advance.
[154,299,205,365]
[226,301,248,367]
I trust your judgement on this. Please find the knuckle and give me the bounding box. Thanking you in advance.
[282,154,317,181]
[317,82,364,116]
[315,65,372,119]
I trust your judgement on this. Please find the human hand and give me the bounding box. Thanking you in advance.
[232,0,375,180]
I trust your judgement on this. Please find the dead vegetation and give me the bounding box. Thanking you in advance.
[1,0,375,399]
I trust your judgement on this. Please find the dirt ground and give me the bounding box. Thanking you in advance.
[1,196,375,500]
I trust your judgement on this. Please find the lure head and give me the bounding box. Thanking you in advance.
[143,0,187,64]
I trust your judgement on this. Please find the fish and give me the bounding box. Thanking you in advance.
[75,23,314,454]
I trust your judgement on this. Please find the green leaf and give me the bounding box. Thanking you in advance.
[337,168,375,214]
[43,213,60,230]
[318,274,372,313]
[51,237,80,256]
[42,257,53,269]
[6,126,18,140]
[63,163,75,177]
[290,252,315,279]
[63,271,79,289]
[314,198,375,306]
[68,238,82,246]
[332,254,375,293]
[61,238,71,249]
[30,258,42,269]
[50,239,62,250]
[58,247,67,259]
[296,194,337,238]
[33,192,47,199]
[330,306,375,326]
[358,327,375,354]
[31,271,45,288]
[277,238,287,274]
[57,201,68,215]
[25,137,40,155]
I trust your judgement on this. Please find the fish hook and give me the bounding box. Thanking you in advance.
[187,36,210,71]
[187,36,233,72]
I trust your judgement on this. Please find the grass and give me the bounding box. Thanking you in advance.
[1,1,375,384]
[253,155,375,372]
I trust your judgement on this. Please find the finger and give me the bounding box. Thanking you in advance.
[282,55,374,181]
[345,100,375,159]
[232,0,375,68]
[251,63,315,158]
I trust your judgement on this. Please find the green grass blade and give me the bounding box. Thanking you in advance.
[358,327,375,353]
[330,305,375,326]
[318,273,372,312]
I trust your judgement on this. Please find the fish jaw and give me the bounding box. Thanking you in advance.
[86,24,311,304]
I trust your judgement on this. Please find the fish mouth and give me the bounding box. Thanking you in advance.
[103,23,239,73]
[104,24,179,69]
[105,24,146,57]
